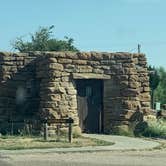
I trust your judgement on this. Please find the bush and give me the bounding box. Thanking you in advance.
[134,115,166,138]
[72,126,82,138]
[112,125,134,137]
[57,126,82,138]
[141,119,166,138]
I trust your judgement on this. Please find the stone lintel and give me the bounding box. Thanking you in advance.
[72,73,111,79]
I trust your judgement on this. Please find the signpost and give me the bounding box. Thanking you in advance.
[8,118,74,143]
[44,121,48,141]
[43,117,74,143]
[155,102,161,112]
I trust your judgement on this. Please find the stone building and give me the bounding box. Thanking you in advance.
[0,51,151,134]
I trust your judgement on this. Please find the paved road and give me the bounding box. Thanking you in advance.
[0,150,166,166]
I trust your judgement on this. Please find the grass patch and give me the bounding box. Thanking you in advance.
[0,135,114,150]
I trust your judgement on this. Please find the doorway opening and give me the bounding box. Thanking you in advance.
[75,79,103,133]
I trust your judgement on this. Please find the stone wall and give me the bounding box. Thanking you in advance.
[0,51,151,134]
[0,52,39,133]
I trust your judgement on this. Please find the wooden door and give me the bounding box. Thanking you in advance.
[76,79,103,133]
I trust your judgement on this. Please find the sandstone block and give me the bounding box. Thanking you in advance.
[47,57,57,63]
[47,63,64,71]
[142,82,149,87]
[128,81,139,89]
[120,81,128,89]
[117,75,128,81]
[77,52,91,60]
[40,101,59,108]
[72,60,87,65]
[67,89,77,95]
[121,88,139,97]
[41,94,61,101]
[77,65,92,73]
[141,107,151,115]
[122,63,135,68]
[139,76,149,82]
[122,100,141,110]
[42,86,66,93]
[141,101,150,107]
[139,93,151,102]
[123,68,137,74]
[101,60,116,65]
[91,52,103,60]
[61,77,70,82]
[87,61,100,66]
[45,52,66,58]
[58,58,72,64]
[143,87,150,92]
[65,52,78,59]
[64,64,76,72]
[129,75,139,81]
[92,68,104,74]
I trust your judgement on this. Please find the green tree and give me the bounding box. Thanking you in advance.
[148,66,160,108]
[11,25,78,52]
[149,66,160,90]
[154,67,166,105]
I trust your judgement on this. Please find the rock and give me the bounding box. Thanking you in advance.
[47,63,64,71]
[72,60,87,65]
[121,88,140,97]
[76,65,92,73]
[122,100,141,110]
[58,58,72,64]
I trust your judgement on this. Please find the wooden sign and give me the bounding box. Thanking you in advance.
[7,118,74,124]
[46,118,74,124]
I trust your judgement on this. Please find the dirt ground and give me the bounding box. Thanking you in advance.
[0,149,165,166]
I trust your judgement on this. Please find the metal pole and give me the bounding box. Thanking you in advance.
[138,44,141,53]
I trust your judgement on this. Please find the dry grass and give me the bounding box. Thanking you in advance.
[0,135,113,150]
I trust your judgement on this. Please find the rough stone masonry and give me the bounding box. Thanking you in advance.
[0,51,151,134]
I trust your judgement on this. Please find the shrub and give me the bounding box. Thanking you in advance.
[72,126,82,138]
[112,125,134,137]
[141,119,166,138]
[134,115,166,138]
[58,126,82,138]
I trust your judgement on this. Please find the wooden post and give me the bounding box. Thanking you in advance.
[68,123,72,143]
[56,124,60,141]
[11,121,14,136]
[44,121,48,141]
[68,118,73,143]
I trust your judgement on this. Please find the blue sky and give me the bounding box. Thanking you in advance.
[0,0,166,67]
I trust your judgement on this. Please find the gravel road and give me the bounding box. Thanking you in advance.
[0,150,166,166]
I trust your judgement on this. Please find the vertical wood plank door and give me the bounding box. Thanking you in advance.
[76,79,103,133]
